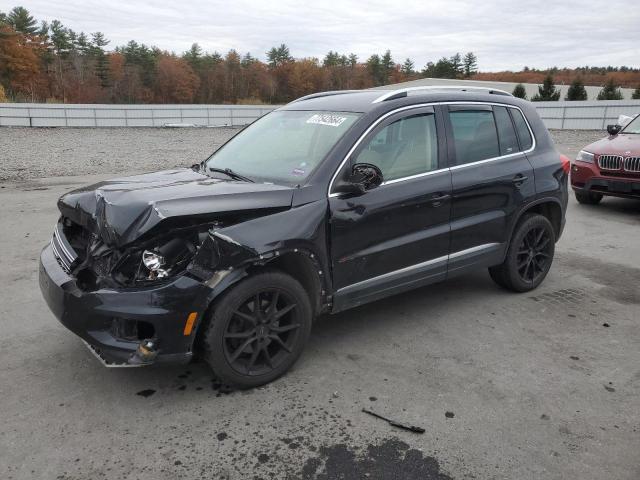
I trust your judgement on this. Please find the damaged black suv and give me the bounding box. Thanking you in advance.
[39,87,568,387]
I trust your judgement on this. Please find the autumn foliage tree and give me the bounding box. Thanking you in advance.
[0,24,42,100]
[1,6,638,104]
[154,55,199,103]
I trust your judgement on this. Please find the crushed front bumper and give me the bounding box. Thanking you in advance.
[39,243,213,367]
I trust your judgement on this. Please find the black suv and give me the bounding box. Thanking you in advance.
[39,87,568,387]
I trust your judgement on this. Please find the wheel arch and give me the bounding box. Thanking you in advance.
[193,247,327,341]
[245,250,326,316]
[191,248,326,355]
[509,197,564,243]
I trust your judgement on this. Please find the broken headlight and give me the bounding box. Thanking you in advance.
[138,237,198,281]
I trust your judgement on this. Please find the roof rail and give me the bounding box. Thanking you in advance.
[289,90,362,104]
[372,85,513,103]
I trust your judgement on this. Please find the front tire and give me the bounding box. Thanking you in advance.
[201,270,312,389]
[489,214,555,292]
[575,190,603,205]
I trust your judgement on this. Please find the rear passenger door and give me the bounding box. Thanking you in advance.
[444,104,536,275]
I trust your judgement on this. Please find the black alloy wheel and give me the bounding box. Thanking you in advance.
[201,271,312,388]
[223,289,301,376]
[489,214,555,292]
[516,225,553,284]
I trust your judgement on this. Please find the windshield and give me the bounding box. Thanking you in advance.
[205,110,360,184]
[622,115,640,134]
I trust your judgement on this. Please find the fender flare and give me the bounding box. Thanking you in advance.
[505,196,564,253]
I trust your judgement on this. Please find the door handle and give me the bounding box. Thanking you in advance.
[429,193,450,207]
[512,174,528,187]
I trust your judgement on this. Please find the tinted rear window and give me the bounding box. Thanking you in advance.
[449,110,500,165]
[510,108,533,151]
[494,106,519,156]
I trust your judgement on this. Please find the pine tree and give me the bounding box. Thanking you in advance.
[266,44,292,68]
[401,58,414,76]
[531,75,560,101]
[183,43,203,70]
[432,57,456,78]
[366,54,382,86]
[449,53,463,78]
[323,50,340,67]
[421,61,435,77]
[565,78,587,101]
[632,86,640,100]
[241,52,257,67]
[381,50,393,84]
[463,52,478,78]
[597,78,623,100]
[347,53,358,68]
[512,83,527,99]
[91,32,110,87]
[7,7,38,35]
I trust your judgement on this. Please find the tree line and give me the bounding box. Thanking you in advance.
[0,6,479,103]
[1,6,638,104]
[511,74,640,101]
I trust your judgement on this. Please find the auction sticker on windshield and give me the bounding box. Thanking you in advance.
[306,114,348,127]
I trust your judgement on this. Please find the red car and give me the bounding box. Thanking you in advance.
[571,115,640,204]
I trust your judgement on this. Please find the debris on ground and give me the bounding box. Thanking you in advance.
[361,408,425,434]
[136,389,156,397]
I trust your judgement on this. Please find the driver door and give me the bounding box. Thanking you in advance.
[329,106,452,311]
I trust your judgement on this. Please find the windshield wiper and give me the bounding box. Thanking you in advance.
[208,167,255,183]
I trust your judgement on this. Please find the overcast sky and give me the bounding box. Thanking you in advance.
[4,0,639,70]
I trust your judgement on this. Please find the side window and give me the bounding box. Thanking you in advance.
[353,113,438,182]
[494,106,519,156]
[449,109,500,165]
[510,108,533,151]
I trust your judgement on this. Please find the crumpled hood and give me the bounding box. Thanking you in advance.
[58,168,295,247]
[584,133,640,156]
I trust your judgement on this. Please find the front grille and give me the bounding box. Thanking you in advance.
[51,222,78,274]
[623,156,640,173]
[598,154,623,171]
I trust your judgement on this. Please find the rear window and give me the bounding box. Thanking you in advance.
[510,108,533,151]
[494,106,519,156]
[449,110,500,165]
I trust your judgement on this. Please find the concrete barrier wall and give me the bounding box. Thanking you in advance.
[0,103,278,128]
[1,100,639,130]
[534,100,640,130]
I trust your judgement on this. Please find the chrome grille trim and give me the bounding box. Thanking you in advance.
[623,156,640,173]
[51,222,78,273]
[598,154,622,171]
[50,238,70,272]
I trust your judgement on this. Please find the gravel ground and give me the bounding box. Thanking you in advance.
[0,127,603,183]
[0,127,241,182]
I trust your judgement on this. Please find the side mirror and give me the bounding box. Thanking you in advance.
[333,163,384,195]
[607,124,621,136]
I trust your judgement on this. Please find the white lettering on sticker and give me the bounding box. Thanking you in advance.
[306,114,347,127]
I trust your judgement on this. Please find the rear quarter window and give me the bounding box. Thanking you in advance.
[510,108,534,151]
[494,106,519,156]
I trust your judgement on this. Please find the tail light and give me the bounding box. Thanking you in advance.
[560,154,570,174]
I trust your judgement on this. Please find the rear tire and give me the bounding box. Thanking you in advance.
[201,270,312,389]
[489,214,555,292]
[575,190,603,205]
